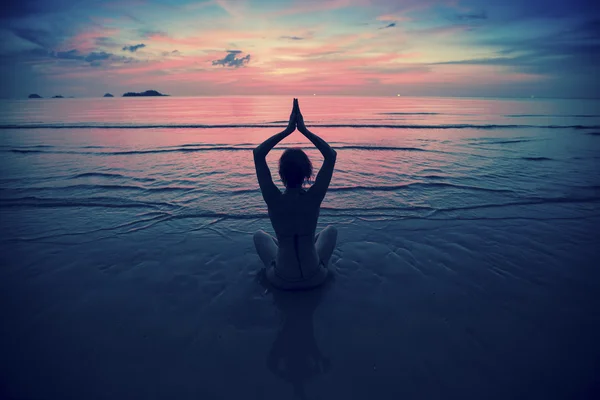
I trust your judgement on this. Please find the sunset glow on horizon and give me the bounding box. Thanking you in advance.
[1,0,598,99]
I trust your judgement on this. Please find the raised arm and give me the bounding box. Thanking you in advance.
[296,100,337,202]
[253,98,298,204]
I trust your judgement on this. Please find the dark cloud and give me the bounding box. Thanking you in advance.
[122,43,146,52]
[421,14,600,97]
[10,27,63,48]
[85,51,111,62]
[139,29,168,39]
[280,36,304,40]
[95,37,117,46]
[379,22,396,29]
[563,19,600,40]
[26,48,50,58]
[161,49,180,56]
[453,11,487,21]
[433,23,600,78]
[55,49,83,60]
[51,48,129,66]
[212,50,250,67]
[481,18,600,59]
[300,50,343,59]
[432,45,600,81]
[5,21,128,69]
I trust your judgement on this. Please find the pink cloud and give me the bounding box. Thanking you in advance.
[376,13,412,23]
[146,30,263,50]
[61,28,120,52]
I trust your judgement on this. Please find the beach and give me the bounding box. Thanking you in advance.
[1,96,599,399]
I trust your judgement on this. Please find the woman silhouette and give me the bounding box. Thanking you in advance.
[253,98,337,290]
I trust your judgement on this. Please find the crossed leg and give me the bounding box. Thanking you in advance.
[253,230,278,268]
[314,225,338,267]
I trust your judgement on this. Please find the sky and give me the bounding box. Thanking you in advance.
[0,0,598,98]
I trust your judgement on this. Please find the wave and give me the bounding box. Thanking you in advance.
[9,149,46,154]
[332,145,428,151]
[327,182,515,193]
[68,172,156,182]
[5,184,197,193]
[321,205,434,212]
[2,195,598,221]
[420,175,449,179]
[0,144,54,149]
[7,147,250,155]
[176,143,231,147]
[429,196,600,214]
[1,123,599,130]
[230,182,514,195]
[108,145,430,155]
[5,144,432,155]
[469,139,533,145]
[189,195,600,218]
[505,114,600,118]
[0,173,156,184]
[586,132,600,136]
[522,157,553,161]
[378,112,441,115]
[70,172,125,179]
[0,196,177,209]
[9,182,508,198]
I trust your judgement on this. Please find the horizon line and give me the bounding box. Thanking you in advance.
[4,94,600,101]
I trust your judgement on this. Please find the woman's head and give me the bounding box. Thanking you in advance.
[279,148,313,188]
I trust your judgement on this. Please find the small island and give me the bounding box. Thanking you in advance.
[122,90,168,97]
[28,94,42,99]
[52,95,64,98]
[103,93,114,97]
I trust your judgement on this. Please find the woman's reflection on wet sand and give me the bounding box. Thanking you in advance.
[258,270,333,399]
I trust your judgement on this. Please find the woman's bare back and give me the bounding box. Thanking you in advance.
[268,189,321,280]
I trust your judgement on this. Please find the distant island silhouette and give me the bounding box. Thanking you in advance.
[28,94,42,99]
[103,93,114,97]
[122,90,168,97]
[52,95,64,98]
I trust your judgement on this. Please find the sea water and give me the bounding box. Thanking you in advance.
[1,96,599,399]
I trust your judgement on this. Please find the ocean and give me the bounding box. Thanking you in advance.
[1,96,599,399]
